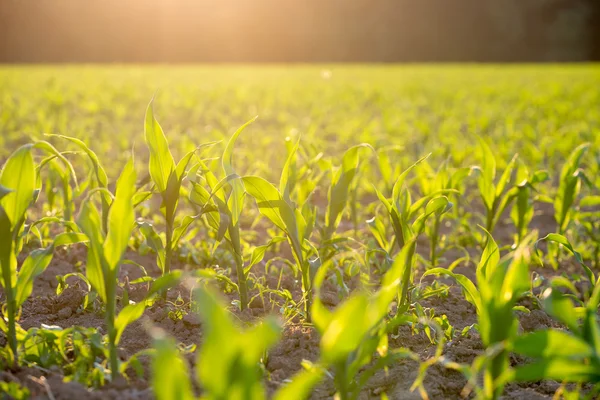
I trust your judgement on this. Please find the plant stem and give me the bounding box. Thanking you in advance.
[1,240,18,368]
[234,251,248,311]
[334,361,349,400]
[105,273,119,381]
[301,265,312,322]
[5,290,18,369]
[430,216,440,267]
[165,218,173,276]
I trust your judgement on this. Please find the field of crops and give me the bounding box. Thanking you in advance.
[0,65,599,399]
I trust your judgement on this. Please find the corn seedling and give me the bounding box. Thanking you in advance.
[422,229,534,399]
[0,142,85,368]
[152,286,282,400]
[506,285,600,397]
[242,140,322,320]
[473,138,519,239]
[188,118,256,310]
[143,100,200,279]
[310,244,422,400]
[76,159,146,380]
[554,143,590,235]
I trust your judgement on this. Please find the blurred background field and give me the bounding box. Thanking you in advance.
[1,64,599,181]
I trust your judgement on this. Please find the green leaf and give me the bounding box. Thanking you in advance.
[14,247,53,308]
[247,236,286,272]
[411,196,451,234]
[543,288,580,333]
[391,153,430,209]
[421,268,481,313]
[555,143,589,232]
[0,185,13,201]
[0,144,35,227]
[324,144,372,237]
[147,270,184,297]
[0,205,15,289]
[138,222,166,272]
[476,137,497,210]
[152,335,194,400]
[222,118,255,226]
[47,134,106,187]
[320,293,369,364]
[273,364,325,400]
[104,159,136,271]
[144,99,175,193]
[509,358,600,383]
[477,227,499,282]
[537,233,594,284]
[77,195,107,302]
[242,176,302,245]
[495,154,518,197]
[114,301,146,345]
[280,137,300,203]
[513,329,592,359]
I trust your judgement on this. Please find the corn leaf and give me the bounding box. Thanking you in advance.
[104,159,136,271]
[0,144,35,228]
[144,100,175,193]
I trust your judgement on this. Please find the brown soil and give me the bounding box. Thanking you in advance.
[0,206,586,399]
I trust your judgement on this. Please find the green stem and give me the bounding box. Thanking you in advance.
[301,265,312,322]
[165,219,173,276]
[1,241,18,368]
[430,216,440,267]
[5,290,18,368]
[485,350,506,400]
[334,361,349,400]
[234,252,248,311]
[105,273,119,381]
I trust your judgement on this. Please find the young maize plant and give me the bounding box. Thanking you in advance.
[578,195,600,269]
[506,285,600,395]
[371,155,453,309]
[473,137,519,239]
[76,159,146,380]
[422,229,535,399]
[0,143,86,368]
[510,163,549,246]
[47,134,112,232]
[143,100,201,279]
[152,287,285,400]
[415,159,470,266]
[242,139,320,321]
[188,118,256,310]
[554,143,590,235]
[310,240,423,400]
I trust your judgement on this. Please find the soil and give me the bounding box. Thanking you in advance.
[0,205,588,399]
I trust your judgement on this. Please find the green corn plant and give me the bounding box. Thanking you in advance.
[188,118,255,310]
[372,156,454,309]
[534,233,596,301]
[510,164,549,246]
[310,242,422,400]
[373,154,454,255]
[578,195,600,269]
[321,144,372,243]
[143,100,199,278]
[76,159,146,381]
[151,286,283,400]
[242,140,321,320]
[415,159,470,266]
[473,138,519,238]
[422,229,535,400]
[47,134,112,232]
[555,143,590,235]
[505,285,600,396]
[0,143,85,368]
